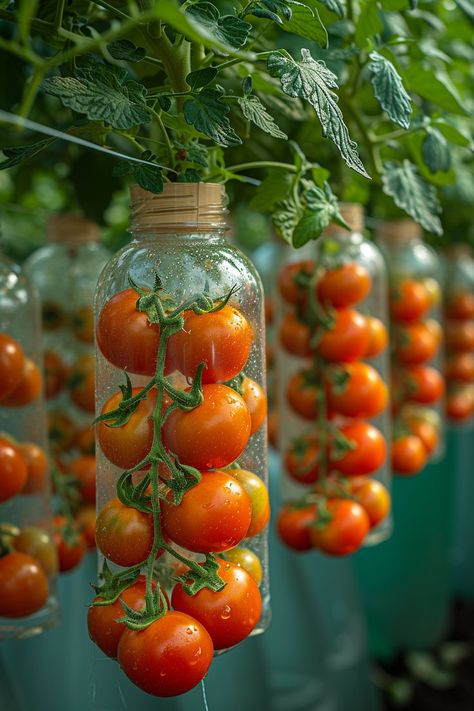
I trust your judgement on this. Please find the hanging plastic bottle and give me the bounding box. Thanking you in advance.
[275,203,392,557]
[90,183,270,698]
[0,251,59,638]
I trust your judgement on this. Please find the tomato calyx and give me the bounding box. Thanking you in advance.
[0,522,20,556]
[92,560,142,605]
[174,553,226,596]
[330,430,357,460]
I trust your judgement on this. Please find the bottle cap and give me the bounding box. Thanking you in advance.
[376,219,422,244]
[47,214,99,244]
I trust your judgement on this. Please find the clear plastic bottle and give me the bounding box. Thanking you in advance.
[0,252,59,638]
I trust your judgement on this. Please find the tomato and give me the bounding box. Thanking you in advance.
[392,435,427,475]
[446,291,474,320]
[390,279,431,324]
[425,318,443,345]
[230,468,270,538]
[172,559,262,650]
[446,352,474,383]
[327,362,388,418]
[278,260,315,304]
[18,442,48,495]
[53,515,86,572]
[395,323,438,365]
[0,332,25,400]
[88,575,157,658]
[97,288,161,376]
[48,410,76,452]
[406,419,439,455]
[423,277,441,307]
[13,526,58,575]
[0,438,27,502]
[95,498,155,567]
[404,365,444,404]
[317,263,371,308]
[268,408,278,449]
[41,301,64,331]
[317,309,369,363]
[167,305,252,383]
[69,455,96,504]
[162,471,252,552]
[365,316,388,358]
[0,552,49,618]
[284,434,320,485]
[286,370,320,420]
[72,305,95,343]
[446,320,474,352]
[277,505,315,552]
[2,358,42,407]
[97,387,156,469]
[332,421,386,476]
[162,383,251,470]
[241,377,267,434]
[221,548,263,585]
[279,313,312,358]
[43,349,68,400]
[74,425,95,455]
[75,505,96,549]
[350,478,390,528]
[69,353,95,413]
[118,611,213,697]
[447,389,474,422]
[309,499,369,556]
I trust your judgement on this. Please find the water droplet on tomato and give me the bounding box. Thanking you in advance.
[221,604,231,620]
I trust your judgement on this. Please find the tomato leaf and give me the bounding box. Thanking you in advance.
[381,160,443,235]
[237,94,287,139]
[246,0,292,22]
[355,0,383,49]
[281,1,328,49]
[185,2,252,49]
[369,52,412,129]
[0,137,55,170]
[113,150,164,193]
[317,0,344,18]
[267,49,370,178]
[186,67,218,90]
[273,198,304,243]
[404,63,468,115]
[431,118,473,148]
[107,39,146,63]
[184,89,242,147]
[175,140,209,167]
[422,128,451,174]
[293,183,349,247]
[249,170,294,212]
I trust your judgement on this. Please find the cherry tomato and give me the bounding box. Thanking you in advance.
[48,410,76,453]
[350,478,391,528]
[277,505,315,552]
[18,442,48,494]
[392,435,427,476]
[97,288,161,376]
[317,309,369,363]
[332,421,386,476]
[317,263,371,308]
[447,388,474,422]
[241,377,267,434]
[72,305,95,343]
[446,352,474,383]
[230,468,270,538]
[0,552,49,618]
[41,301,64,331]
[95,498,154,567]
[0,438,27,502]
[53,515,86,572]
[118,611,213,697]
[284,434,320,485]
[268,409,278,449]
[167,305,252,383]
[446,320,474,352]
[69,353,95,413]
[97,387,156,470]
[43,349,68,400]
[279,313,312,358]
[425,318,443,345]
[0,333,25,400]
[446,291,474,320]
[286,370,320,420]
[365,316,388,358]
[310,499,369,556]
[75,505,96,549]
[278,260,315,304]
[395,322,438,365]
[390,279,430,324]
[162,471,252,552]
[327,362,388,418]
[172,559,262,650]
[2,358,42,407]
[406,419,439,455]
[74,425,96,455]
[13,526,58,575]
[69,455,96,504]
[221,548,262,585]
[162,384,251,470]
[404,365,444,404]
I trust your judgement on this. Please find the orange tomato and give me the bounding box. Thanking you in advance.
[392,435,427,476]
[317,263,371,309]
[241,377,267,434]
[390,279,431,324]
[317,309,369,363]
[365,316,388,358]
[2,358,42,407]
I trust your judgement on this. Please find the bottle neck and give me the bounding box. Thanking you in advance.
[130,228,227,244]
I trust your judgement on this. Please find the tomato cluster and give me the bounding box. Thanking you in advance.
[89,284,269,697]
[444,288,474,424]
[389,278,443,475]
[277,258,390,556]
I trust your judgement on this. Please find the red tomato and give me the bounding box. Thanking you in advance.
[72,305,95,343]
[395,323,438,365]
[230,468,270,538]
[75,505,96,549]
[279,313,312,358]
[327,362,388,418]
[392,435,427,476]
[167,305,252,383]
[332,421,386,476]
[241,377,267,434]
[447,388,474,421]
[0,332,24,400]
[0,552,48,618]
[278,260,315,304]
[18,442,48,495]
[277,505,315,552]
[404,365,444,404]
[118,611,213,697]
[43,349,68,400]
[350,478,390,528]
[407,419,439,455]
[310,499,369,556]
[222,548,263,585]
[53,515,86,572]
[69,353,95,413]
[446,320,474,352]
[69,455,96,504]
[0,438,27,502]
[446,291,474,320]
[365,317,388,358]
[284,434,320,485]
[390,279,431,324]
[286,370,320,420]
[162,383,251,470]
[2,358,42,407]
[97,288,161,376]
[172,559,262,650]
[95,498,155,567]
[317,263,371,308]
[162,471,251,552]
[97,387,156,469]
[446,352,474,383]
[317,309,369,363]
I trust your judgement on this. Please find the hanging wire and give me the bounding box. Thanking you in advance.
[201,679,210,711]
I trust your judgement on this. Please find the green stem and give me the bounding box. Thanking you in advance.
[54,0,66,30]
[0,8,54,35]
[226,160,299,173]
[0,37,40,65]
[18,66,46,120]
[149,108,175,168]
[372,126,419,144]
[90,0,132,20]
